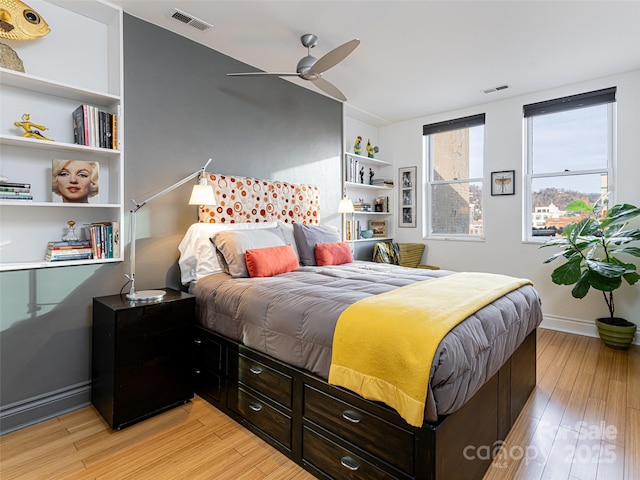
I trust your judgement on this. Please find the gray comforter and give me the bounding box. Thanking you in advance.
[192,261,543,422]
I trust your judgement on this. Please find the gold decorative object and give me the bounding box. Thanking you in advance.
[0,0,50,41]
[14,113,54,141]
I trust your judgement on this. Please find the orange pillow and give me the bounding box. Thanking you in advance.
[315,242,353,266]
[245,244,299,278]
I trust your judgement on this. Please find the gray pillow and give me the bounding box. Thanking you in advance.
[292,223,340,266]
[212,227,286,278]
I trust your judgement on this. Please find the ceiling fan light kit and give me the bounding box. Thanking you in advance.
[227,33,360,101]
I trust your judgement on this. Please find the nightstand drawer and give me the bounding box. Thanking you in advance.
[239,354,292,408]
[116,325,190,367]
[303,426,395,480]
[304,385,414,474]
[238,387,291,449]
[117,301,193,340]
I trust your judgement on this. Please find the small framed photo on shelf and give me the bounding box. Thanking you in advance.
[369,219,388,238]
[52,159,100,203]
[491,170,515,196]
[399,166,417,228]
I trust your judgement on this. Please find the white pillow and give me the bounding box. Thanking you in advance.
[178,222,277,283]
[277,221,300,259]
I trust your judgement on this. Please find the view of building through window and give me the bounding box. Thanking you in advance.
[424,115,484,236]
[525,89,614,240]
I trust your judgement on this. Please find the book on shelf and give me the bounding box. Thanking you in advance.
[0,186,31,194]
[48,240,92,249]
[0,180,33,200]
[0,194,33,200]
[84,221,120,259]
[45,240,93,261]
[0,181,31,190]
[72,105,118,150]
[45,252,93,261]
[371,178,394,186]
[353,202,372,212]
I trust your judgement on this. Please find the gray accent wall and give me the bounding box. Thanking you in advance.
[0,14,342,433]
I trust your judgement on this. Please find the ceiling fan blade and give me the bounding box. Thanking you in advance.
[227,72,300,77]
[312,39,360,74]
[313,77,347,102]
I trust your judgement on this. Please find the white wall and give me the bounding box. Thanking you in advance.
[383,70,640,338]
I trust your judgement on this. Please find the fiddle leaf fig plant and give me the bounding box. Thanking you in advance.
[540,199,640,325]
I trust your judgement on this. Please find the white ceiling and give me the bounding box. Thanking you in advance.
[110,1,640,125]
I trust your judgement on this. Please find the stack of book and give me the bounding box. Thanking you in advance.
[85,221,120,259]
[72,104,119,150]
[0,181,32,201]
[353,202,372,212]
[45,240,93,261]
[371,178,394,187]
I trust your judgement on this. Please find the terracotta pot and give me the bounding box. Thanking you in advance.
[596,317,637,350]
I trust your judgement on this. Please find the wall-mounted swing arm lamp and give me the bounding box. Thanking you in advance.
[126,158,216,301]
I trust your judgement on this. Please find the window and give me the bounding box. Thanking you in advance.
[424,114,485,237]
[524,87,615,241]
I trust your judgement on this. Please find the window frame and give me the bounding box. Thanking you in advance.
[423,113,486,239]
[523,87,616,242]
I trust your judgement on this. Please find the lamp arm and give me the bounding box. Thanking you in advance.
[130,158,212,212]
[126,158,213,300]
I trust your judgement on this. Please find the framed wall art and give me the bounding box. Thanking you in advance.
[399,166,416,227]
[369,219,388,238]
[491,170,515,196]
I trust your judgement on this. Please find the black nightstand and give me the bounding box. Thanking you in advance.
[91,288,195,430]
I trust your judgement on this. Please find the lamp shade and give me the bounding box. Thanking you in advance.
[189,181,216,205]
[338,197,354,213]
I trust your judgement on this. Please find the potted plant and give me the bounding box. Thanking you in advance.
[540,199,640,349]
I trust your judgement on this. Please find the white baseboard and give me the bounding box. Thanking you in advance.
[540,314,640,345]
[0,381,91,435]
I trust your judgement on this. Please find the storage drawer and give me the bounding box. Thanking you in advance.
[193,335,223,374]
[239,354,292,408]
[304,385,414,474]
[303,426,397,480]
[238,387,291,449]
[194,368,222,404]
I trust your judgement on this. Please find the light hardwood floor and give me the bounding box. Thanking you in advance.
[1,329,638,480]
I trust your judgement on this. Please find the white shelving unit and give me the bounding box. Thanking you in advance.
[343,152,394,242]
[0,0,123,271]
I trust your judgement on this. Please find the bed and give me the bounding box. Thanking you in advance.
[181,173,543,480]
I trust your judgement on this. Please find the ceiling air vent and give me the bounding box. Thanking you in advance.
[482,85,509,94]
[170,8,212,31]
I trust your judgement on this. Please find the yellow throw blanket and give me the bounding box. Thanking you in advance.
[328,272,533,427]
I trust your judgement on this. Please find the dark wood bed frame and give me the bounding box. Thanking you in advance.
[193,325,536,480]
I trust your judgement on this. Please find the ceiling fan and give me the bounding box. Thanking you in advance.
[227,33,360,102]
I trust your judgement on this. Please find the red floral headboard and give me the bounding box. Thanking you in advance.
[197,173,320,224]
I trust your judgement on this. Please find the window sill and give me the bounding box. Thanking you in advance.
[424,236,486,243]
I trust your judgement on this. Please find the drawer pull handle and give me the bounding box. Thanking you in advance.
[249,402,262,412]
[342,410,362,424]
[340,456,359,471]
[249,366,263,375]
[193,338,202,345]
